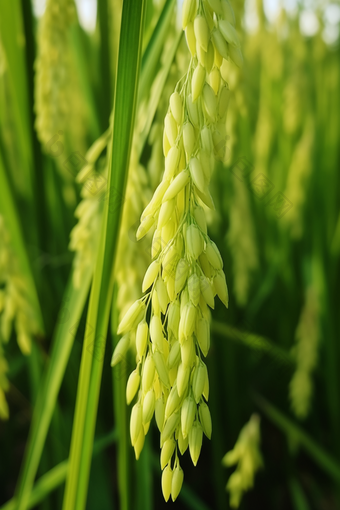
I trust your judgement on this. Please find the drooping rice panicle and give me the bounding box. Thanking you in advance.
[0,215,40,419]
[283,117,315,239]
[228,176,259,306]
[289,286,320,419]
[0,215,39,355]
[69,127,111,288]
[34,0,78,148]
[112,0,243,500]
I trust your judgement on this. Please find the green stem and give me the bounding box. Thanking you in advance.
[62,2,146,508]
[211,321,294,367]
[111,289,130,510]
[1,430,117,510]
[253,393,340,483]
[14,273,92,510]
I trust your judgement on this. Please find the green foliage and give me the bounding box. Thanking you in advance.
[0,0,339,509]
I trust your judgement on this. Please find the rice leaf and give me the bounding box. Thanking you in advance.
[138,0,176,102]
[212,321,294,366]
[254,393,340,482]
[62,2,146,509]
[1,430,117,510]
[14,273,92,510]
[0,151,43,332]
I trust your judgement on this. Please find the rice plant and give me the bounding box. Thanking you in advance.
[0,0,339,509]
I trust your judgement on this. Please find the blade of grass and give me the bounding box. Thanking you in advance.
[136,436,153,510]
[289,478,311,510]
[2,429,117,510]
[111,288,130,510]
[138,28,182,156]
[97,0,112,130]
[0,150,43,332]
[253,393,340,483]
[208,345,231,510]
[14,272,92,510]
[179,486,212,510]
[69,25,101,139]
[62,2,146,508]
[0,0,32,182]
[138,0,176,102]
[19,0,47,255]
[211,321,294,367]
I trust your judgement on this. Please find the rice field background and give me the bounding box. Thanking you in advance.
[0,0,340,509]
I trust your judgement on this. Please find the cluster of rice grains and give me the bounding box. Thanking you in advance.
[34,0,78,147]
[112,0,242,501]
[222,414,263,508]
[69,124,158,312]
[0,216,39,419]
[289,286,320,419]
[69,128,111,288]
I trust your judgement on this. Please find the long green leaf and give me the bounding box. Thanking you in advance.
[254,393,340,482]
[2,430,117,510]
[138,0,176,102]
[0,0,32,181]
[150,454,212,510]
[62,2,146,508]
[138,29,182,156]
[0,150,43,332]
[212,321,294,366]
[12,4,172,507]
[111,290,130,510]
[289,478,311,510]
[14,272,92,510]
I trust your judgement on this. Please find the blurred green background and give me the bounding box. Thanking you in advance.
[0,0,339,509]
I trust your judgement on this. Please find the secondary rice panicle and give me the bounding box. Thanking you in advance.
[253,104,273,178]
[222,414,263,508]
[283,71,304,137]
[34,0,77,147]
[0,216,38,355]
[223,60,258,307]
[228,177,259,306]
[112,0,242,500]
[69,128,111,288]
[0,215,39,418]
[289,286,320,419]
[70,121,156,306]
[283,117,315,239]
